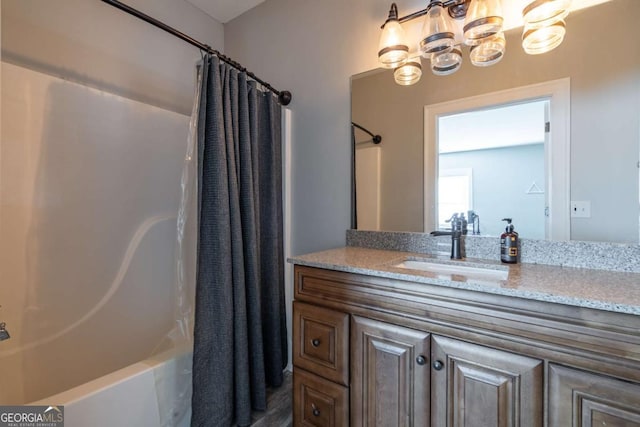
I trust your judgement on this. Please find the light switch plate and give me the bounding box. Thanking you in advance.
[571,201,591,218]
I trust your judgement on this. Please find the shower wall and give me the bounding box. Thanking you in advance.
[0,61,189,404]
[1,0,224,115]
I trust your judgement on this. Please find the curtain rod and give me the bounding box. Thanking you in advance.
[100,0,292,106]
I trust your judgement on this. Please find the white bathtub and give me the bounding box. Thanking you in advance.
[31,345,193,427]
[1,62,195,425]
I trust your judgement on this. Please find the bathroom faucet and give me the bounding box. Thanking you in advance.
[430,213,465,259]
[468,210,480,235]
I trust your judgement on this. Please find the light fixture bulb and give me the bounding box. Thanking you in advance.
[522,20,566,55]
[431,48,462,76]
[463,0,503,46]
[419,2,455,57]
[470,31,506,67]
[394,59,423,86]
[523,0,571,27]
[378,4,410,69]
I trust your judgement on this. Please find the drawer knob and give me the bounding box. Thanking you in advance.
[433,360,444,371]
[416,355,427,366]
[312,403,320,417]
[311,338,321,347]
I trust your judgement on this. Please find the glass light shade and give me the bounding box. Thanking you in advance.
[419,3,455,57]
[470,32,506,67]
[394,60,423,86]
[522,20,566,55]
[522,0,571,27]
[431,48,462,76]
[463,0,504,46]
[378,19,409,69]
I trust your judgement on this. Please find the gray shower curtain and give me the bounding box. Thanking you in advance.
[191,55,287,427]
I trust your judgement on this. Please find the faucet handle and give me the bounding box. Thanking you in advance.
[445,213,459,224]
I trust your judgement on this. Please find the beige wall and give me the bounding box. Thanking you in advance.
[2,0,224,115]
[228,0,639,246]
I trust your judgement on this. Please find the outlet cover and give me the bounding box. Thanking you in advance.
[571,201,591,218]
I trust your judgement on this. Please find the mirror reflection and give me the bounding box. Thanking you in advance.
[351,0,639,244]
[437,100,547,239]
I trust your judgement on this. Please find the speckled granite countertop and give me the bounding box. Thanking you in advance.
[289,247,640,316]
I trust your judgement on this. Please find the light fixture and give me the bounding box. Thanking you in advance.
[469,31,505,66]
[419,2,455,57]
[521,0,571,55]
[376,0,572,86]
[463,0,503,46]
[522,0,571,26]
[394,59,423,85]
[522,20,566,55]
[431,48,462,75]
[378,3,410,69]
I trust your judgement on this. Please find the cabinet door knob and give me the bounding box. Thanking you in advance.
[312,403,320,417]
[433,360,444,371]
[311,338,321,347]
[416,355,427,366]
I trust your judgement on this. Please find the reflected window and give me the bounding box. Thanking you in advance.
[438,168,472,228]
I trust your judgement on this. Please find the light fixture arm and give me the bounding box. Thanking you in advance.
[383,2,400,26]
[381,0,471,28]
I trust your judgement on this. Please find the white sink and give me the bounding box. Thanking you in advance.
[393,258,509,283]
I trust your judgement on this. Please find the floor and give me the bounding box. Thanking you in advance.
[246,370,292,427]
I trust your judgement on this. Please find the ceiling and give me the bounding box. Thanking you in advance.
[185,0,265,23]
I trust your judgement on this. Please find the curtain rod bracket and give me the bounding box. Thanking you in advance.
[351,122,382,144]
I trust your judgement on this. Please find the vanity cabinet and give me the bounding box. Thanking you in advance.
[292,265,640,427]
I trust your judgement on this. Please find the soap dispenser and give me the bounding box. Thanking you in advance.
[500,218,519,264]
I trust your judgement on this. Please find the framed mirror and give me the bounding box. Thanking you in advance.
[351,0,639,244]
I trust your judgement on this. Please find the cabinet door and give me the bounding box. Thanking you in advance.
[549,364,640,426]
[351,316,430,427]
[431,335,543,427]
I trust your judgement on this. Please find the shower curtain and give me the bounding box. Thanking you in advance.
[190,55,288,427]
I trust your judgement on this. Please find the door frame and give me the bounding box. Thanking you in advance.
[423,78,571,241]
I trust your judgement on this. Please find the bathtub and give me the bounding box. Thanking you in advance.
[1,61,195,423]
[31,345,193,427]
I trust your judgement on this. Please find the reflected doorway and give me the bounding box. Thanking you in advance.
[437,100,549,239]
[423,79,571,240]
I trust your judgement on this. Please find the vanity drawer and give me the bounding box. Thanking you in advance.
[293,301,349,385]
[293,368,349,427]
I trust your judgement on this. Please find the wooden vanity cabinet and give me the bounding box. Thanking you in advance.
[292,265,640,427]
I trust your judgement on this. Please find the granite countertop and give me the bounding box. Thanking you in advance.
[289,247,640,316]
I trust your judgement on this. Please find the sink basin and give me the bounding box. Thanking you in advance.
[392,258,509,283]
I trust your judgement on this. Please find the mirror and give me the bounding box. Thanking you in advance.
[351,0,639,244]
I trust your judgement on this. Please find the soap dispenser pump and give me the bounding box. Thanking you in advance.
[500,218,519,264]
